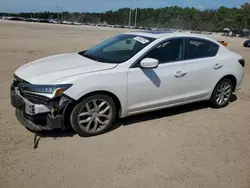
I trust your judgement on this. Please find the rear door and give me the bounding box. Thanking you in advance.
[176,37,221,99]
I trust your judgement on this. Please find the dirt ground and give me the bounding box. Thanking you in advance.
[0,20,250,188]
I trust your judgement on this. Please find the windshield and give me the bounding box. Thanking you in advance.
[79,34,155,63]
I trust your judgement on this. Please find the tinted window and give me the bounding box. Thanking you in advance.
[79,34,155,63]
[186,38,219,59]
[103,38,136,52]
[144,39,183,63]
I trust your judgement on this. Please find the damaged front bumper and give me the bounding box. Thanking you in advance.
[11,84,74,132]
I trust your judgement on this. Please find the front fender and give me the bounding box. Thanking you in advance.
[62,70,128,118]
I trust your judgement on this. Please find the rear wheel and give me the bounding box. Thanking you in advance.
[70,94,116,137]
[210,78,233,108]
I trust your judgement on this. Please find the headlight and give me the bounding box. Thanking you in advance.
[19,84,72,97]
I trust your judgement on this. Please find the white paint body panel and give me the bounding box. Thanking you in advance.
[14,32,244,118]
[15,53,117,84]
[127,57,217,113]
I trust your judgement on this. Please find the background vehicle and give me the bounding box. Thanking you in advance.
[243,39,250,47]
[11,31,245,137]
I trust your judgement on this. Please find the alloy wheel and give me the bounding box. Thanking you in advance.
[77,99,112,133]
[215,81,232,106]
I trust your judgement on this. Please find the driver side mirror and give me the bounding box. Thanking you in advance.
[140,58,159,69]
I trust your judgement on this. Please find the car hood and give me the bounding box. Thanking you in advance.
[15,53,117,84]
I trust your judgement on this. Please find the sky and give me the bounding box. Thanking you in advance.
[0,0,249,13]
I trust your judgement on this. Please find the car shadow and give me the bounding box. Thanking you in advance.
[32,94,238,148]
[112,94,238,129]
[142,69,161,87]
[35,129,76,138]
[229,93,237,103]
[113,101,209,128]
[32,129,76,149]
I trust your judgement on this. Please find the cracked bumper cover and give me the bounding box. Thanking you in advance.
[11,84,74,131]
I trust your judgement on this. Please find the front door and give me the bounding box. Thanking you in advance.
[127,38,187,114]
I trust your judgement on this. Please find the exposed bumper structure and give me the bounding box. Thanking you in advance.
[11,84,74,132]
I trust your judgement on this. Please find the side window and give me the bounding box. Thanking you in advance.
[186,39,219,59]
[144,39,183,63]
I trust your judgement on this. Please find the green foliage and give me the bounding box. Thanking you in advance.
[1,3,250,32]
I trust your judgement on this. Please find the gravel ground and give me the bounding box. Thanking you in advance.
[0,20,250,188]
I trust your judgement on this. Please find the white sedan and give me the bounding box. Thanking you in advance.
[11,31,245,136]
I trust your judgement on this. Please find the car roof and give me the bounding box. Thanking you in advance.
[125,31,218,43]
[125,31,175,38]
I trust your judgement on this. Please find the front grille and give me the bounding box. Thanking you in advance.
[22,92,50,105]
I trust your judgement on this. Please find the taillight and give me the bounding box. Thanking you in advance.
[238,59,245,67]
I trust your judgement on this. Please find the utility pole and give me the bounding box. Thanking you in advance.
[31,9,36,19]
[61,7,65,22]
[128,0,132,26]
[56,5,60,21]
[134,7,138,27]
[62,7,64,22]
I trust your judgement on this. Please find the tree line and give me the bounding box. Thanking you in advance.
[1,3,250,32]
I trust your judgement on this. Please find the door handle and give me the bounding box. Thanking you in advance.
[213,63,223,70]
[174,71,187,78]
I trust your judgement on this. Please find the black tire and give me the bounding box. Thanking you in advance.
[209,78,233,108]
[70,94,117,137]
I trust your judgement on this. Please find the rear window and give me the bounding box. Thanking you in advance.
[185,38,219,60]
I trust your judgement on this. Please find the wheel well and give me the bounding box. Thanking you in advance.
[219,75,237,91]
[77,91,122,117]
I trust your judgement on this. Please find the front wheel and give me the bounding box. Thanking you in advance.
[70,94,117,137]
[210,79,233,108]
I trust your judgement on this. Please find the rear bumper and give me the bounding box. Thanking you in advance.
[235,70,244,92]
[11,84,74,132]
